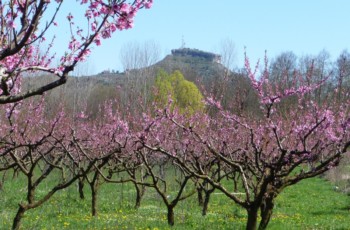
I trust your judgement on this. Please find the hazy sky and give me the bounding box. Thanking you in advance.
[51,1,350,74]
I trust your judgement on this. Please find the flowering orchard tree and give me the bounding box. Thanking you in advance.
[0,0,152,104]
[134,142,196,226]
[139,57,350,230]
[0,99,78,230]
[72,101,130,217]
[138,108,223,217]
[0,98,129,230]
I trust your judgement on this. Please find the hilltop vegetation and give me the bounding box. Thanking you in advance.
[171,48,222,63]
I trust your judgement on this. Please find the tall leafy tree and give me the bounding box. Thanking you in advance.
[154,69,204,114]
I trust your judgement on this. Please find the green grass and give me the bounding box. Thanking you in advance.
[0,174,349,230]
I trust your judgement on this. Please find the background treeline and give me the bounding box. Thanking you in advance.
[25,48,350,119]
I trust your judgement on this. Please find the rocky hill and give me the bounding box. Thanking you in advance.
[171,48,221,63]
[23,48,239,116]
[82,48,228,83]
[153,48,227,81]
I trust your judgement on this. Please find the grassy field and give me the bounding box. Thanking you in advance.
[0,174,349,230]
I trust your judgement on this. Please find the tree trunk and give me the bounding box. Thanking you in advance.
[233,177,239,192]
[167,206,175,226]
[246,206,259,230]
[160,165,165,180]
[78,178,85,199]
[202,191,211,216]
[258,196,275,230]
[91,183,99,216]
[134,185,142,209]
[134,183,145,209]
[12,205,27,230]
[197,187,204,207]
[0,170,7,191]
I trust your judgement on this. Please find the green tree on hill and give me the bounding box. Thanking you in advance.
[154,69,204,114]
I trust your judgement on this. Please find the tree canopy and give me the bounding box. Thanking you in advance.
[154,69,204,114]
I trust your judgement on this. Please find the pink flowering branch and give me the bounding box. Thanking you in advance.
[0,0,153,104]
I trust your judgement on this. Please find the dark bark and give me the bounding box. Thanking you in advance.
[197,180,215,215]
[197,186,204,206]
[246,205,259,230]
[0,76,67,104]
[12,205,27,230]
[202,190,213,216]
[0,170,7,190]
[78,178,85,199]
[258,196,275,230]
[90,175,100,217]
[88,159,110,217]
[167,206,175,226]
[91,185,98,216]
[134,183,145,209]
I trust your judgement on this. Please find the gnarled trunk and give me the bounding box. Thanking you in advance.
[134,183,145,209]
[12,205,27,230]
[246,205,259,230]
[202,189,214,216]
[258,195,275,230]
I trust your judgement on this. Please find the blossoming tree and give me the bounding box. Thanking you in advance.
[0,0,152,104]
[139,56,350,230]
[0,97,130,230]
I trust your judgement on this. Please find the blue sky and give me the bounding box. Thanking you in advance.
[50,1,350,74]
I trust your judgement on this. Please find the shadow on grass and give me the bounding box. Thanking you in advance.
[310,206,349,216]
[339,206,350,211]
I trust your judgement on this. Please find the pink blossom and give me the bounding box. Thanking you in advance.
[120,3,131,14]
[6,20,16,29]
[91,22,97,31]
[100,6,109,14]
[94,35,101,46]
[145,1,153,9]
[0,0,153,103]
[67,13,73,21]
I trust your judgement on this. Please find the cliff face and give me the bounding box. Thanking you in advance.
[171,48,221,63]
